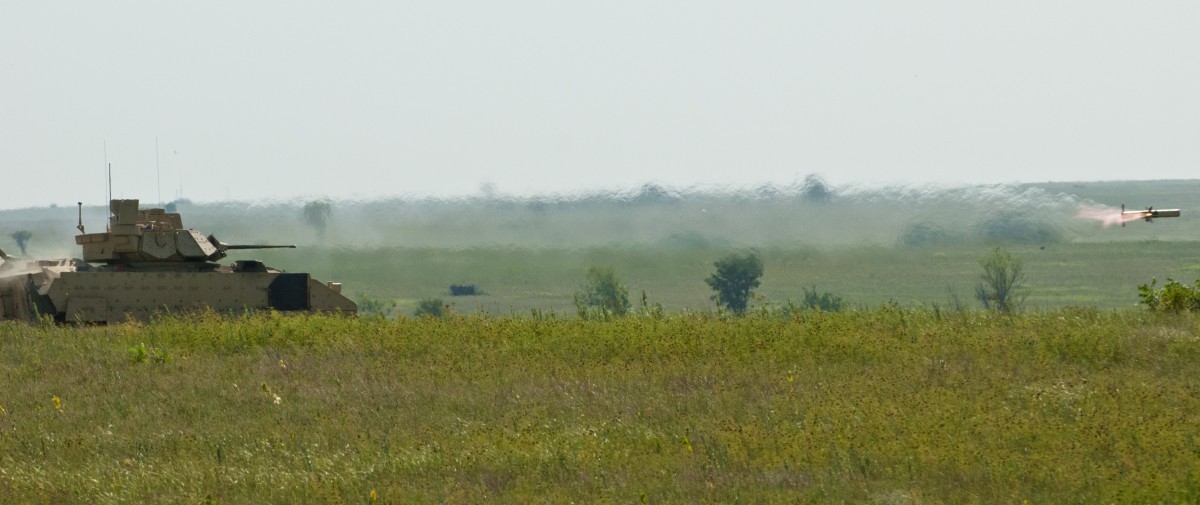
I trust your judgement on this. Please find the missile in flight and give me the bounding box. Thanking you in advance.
[1121,204,1181,226]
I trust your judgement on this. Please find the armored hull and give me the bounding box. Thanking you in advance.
[0,199,356,323]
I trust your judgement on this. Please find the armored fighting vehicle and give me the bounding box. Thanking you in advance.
[0,199,356,323]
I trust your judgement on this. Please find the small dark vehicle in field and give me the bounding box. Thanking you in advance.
[0,199,356,323]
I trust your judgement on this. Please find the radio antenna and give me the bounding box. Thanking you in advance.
[106,162,112,232]
[103,140,109,204]
[155,136,161,205]
[103,140,111,231]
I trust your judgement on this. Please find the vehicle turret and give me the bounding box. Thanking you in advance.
[75,199,295,267]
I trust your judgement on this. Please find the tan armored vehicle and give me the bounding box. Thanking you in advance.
[0,199,356,323]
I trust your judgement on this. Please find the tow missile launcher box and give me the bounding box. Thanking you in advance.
[0,199,356,323]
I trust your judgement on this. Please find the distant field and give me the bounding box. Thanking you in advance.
[250,241,1200,316]
[3,180,1200,315]
[6,180,1200,251]
[2,310,1198,503]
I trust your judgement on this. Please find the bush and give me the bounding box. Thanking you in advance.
[575,267,630,317]
[1138,278,1200,312]
[802,286,845,312]
[356,293,397,319]
[128,342,171,364]
[705,251,764,315]
[414,298,449,318]
[975,247,1027,313]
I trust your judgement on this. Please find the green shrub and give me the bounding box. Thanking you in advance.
[975,247,1027,313]
[414,298,449,318]
[128,342,171,364]
[575,267,630,318]
[1137,278,1200,312]
[356,293,397,319]
[802,285,845,311]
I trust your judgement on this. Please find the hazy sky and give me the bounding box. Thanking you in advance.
[3,2,1198,209]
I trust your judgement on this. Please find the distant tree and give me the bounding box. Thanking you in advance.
[302,200,333,240]
[975,247,1027,313]
[631,183,679,204]
[705,251,764,315]
[801,174,833,204]
[414,298,449,318]
[479,182,498,199]
[576,267,630,317]
[10,230,31,256]
[755,184,782,199]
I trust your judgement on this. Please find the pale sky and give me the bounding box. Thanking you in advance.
[3,2,1198,209]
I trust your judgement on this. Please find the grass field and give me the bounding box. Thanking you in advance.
[247,240,1200,316]
[2,181,1200,502]
[2,309,1199,503]
[4,180,1200,315]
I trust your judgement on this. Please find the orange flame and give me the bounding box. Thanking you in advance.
[1075,205,1142,227]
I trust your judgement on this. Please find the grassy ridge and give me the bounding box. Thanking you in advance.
[2,309,1199,503]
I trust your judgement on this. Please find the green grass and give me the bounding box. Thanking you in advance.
[2,309,1200,503]
[250,241,1200,316]
[6,180,1200,316]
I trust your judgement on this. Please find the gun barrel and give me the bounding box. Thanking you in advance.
[221,244,297,250]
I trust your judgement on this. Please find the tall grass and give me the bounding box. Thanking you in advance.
[2,308,1198,503]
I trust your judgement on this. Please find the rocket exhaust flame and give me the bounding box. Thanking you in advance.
[1075,206,1140,227]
